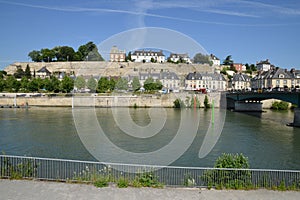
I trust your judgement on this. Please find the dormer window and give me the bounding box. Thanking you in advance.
[279,74,284,78]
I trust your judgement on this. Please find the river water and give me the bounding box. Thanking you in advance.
[0,107,299,170]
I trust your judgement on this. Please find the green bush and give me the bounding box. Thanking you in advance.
[202,153,252,189]
[137,172,163,188]
[94,176,109,187]
[173,98,184,108]
[117,178,129,188]
[271,101,289,110]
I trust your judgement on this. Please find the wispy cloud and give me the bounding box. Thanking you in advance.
[0,0,299,27]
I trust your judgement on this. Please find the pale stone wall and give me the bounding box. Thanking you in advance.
[4,61,214,80]
[0,92,222,108]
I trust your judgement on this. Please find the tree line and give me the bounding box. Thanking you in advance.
[28,42,104,62]
[0,64,163,93]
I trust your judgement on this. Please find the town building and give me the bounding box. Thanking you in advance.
[232,63,246,72]
[131,50,165,63]
[210,54,220,66]
[229,73,251,90]
[168,53,191,64]
[256,59,271,71]
[251,67,300,90]
[185,72,227,92]
[110,46,126,62]
[36,66,51,79]
[139,71,180,91]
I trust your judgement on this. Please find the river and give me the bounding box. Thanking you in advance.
[0,107,299,170]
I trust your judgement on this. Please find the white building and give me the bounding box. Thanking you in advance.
[131,50,165,63]
[256,59,271,71]
[210,54,220,66]
[229,73,251,90]
[168,53,191,64]
[139,71,180,91]
[185,72,227,92]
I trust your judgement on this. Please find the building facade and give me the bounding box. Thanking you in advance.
[251,68,300,90]
[131,50,165,63]
[139,71,180,91]
[210,54,220,66]
[185,72,227,92]
[229,73,251,90]
[168,53,191,64]
[256,59,271,71]
[110,46,126,62]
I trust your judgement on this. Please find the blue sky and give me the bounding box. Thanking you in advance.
[0,0,300,69]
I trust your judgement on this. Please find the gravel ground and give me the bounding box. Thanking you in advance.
[0,179,299,200]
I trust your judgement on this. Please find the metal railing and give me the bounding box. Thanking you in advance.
[1,155,300,189]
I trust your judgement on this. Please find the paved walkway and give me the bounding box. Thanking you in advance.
[0,179,299,200]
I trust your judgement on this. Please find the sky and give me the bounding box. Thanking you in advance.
[0,0,300,70]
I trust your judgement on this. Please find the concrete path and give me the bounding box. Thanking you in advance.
[0,179,299,200]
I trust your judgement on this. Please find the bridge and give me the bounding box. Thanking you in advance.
[226,91,300,127]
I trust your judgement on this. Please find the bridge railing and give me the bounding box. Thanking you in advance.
[1,155,300,189]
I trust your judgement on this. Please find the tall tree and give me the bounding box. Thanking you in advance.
[193,53,212,65]
[78,42,104,61]
[223,55,234,66]
[28,50,42,62]
[97,77,110,93]
[87,76,97,92]
[60,76,74,93]
[41,48,55,62]
[115,78,128,91]
[25,64,31,79]
[132,77,141,91]
[74,76,86,90]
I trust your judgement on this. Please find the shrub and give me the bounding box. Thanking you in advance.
[202,153,252,189]
[117,178,129,188]
[94,176,109,187]
[271,101,289,110]
[173,98,184,108]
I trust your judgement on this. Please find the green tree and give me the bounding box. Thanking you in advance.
[97,77,110,93]
[25,64,31,79]
[115,78,128,91]
[53,46,76,61]
[223,55,234,66]
[193,53,212,65]
[87,76,97,92]
[108,78,116,91]
[74,76,86,90]
[41,48,55,62]
[132,77,141,91]
[20,77,29,92]
[28,50,42,62]
[143,77,155,91]
[0,70,7,79]
[126,51,132,62]
[50,76,60,92]
[5,76,20,92]
[0,77,5,92]
[27,78,39,92]
[60,76,74,93]
[13,68,25,79]
[78,41,104,61]
[204,95,210,108]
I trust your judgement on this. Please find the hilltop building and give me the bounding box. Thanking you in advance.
[185,72,226,91]
[131,50,165,63]
[232,63,246,72]
[210,54,220,66]
[110,46,126,62]
[256,59,271,71]
[168,53,191,64]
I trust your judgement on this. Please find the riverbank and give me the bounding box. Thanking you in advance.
[0,93,222,108]
[0,92,285,108]
[1,179,299,200]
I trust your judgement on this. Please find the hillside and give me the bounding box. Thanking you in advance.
[4,61,215,79]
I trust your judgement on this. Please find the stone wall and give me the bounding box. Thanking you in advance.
[0,93,221,108]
